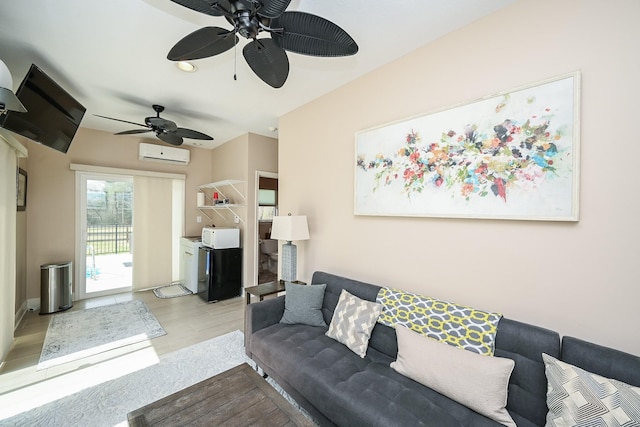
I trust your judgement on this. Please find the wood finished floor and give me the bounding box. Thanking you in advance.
[0,290,246,400]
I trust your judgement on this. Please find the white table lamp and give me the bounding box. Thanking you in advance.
[270,214,309,282]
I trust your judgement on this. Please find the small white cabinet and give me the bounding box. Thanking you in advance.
[180,237,201,294]
[197,179,245,224]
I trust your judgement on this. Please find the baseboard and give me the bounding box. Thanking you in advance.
[14,300,28,331]
[27,298,40,312]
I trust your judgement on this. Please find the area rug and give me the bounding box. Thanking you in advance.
[152,283,192,299]
[2,331,250,426]
[37,300,166,370]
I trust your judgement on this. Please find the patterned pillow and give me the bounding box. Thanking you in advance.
[543,353,640,426]
[376,287,501,355]
[325,290,383,358]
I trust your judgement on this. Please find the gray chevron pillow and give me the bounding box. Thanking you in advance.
[543,353,640,426]
[326,289,382,358]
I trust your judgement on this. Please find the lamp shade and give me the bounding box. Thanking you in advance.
[0,60,27,113]
[270,215,309,242]
[0,60,13,89]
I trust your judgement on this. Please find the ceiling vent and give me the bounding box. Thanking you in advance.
[139,142,190,165]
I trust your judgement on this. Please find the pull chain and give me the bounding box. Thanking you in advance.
[233,33,238,81]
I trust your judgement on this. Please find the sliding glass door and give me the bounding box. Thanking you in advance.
[75,165,185,300]
[76,172,133,299]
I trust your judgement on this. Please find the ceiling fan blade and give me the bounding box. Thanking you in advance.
[175,128,214,140]
[258,0,291,19]
[94,114,148,128]
[167,27,238,61]
[115,129,153,135]
[243,39,289,88]
[169,0,225,16]
[157,132,184,146]
[271,12,358,57]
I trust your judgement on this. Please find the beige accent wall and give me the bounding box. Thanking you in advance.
[279,0,640,356]
[209,132,278,287]
[19,127,213,302]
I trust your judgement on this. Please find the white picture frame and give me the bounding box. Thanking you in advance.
[355,72,580,221]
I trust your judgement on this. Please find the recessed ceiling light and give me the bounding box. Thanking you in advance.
[176,61,197,73]
[192,142,202,146]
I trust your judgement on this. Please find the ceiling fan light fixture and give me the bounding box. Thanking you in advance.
[168,0,358,88]
[176,61,197,72]
[95,104,213,146]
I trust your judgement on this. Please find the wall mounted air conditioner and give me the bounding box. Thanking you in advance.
[139,142,190,165]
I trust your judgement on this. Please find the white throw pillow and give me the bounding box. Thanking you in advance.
[391,325,516,427]
[325,289,382,358]
[543,353,640,427]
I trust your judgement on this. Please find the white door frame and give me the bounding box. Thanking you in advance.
[254,171,278,286]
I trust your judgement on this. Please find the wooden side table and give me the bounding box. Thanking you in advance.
[245,280,306,304]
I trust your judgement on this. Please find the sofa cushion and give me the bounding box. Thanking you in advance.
[280,283,327,327]
[493,318,561,427]
[391,325,516,427]
[312,271,401,360]
[314,271,382,323]
[326,363,465,427]
[251,323,480,426]
[560,336,640,388]
[543,353,640,426]
[326,289,382,357]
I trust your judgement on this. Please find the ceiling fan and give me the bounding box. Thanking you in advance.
[167,0,359,88]
[95,104,213,146]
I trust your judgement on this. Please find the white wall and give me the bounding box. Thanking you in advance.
[279,0,640,356]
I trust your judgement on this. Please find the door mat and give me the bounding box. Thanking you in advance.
[153,283,193,299]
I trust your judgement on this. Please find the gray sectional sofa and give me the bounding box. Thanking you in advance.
[245,271,640,426]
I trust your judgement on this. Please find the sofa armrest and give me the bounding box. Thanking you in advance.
[244,295,285,357]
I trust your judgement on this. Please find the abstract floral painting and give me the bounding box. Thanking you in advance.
[355,73,580,221]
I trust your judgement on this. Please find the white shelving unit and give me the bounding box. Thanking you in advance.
[197,179,246,224]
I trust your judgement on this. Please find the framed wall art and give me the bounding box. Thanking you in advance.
[355,72,580,221]
[17,168,27,211]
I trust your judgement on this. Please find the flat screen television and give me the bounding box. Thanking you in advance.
[0,64,86,153]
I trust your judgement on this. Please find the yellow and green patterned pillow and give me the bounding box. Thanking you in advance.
[376,287,502,356]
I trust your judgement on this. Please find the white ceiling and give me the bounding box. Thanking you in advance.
[0,0,516,149]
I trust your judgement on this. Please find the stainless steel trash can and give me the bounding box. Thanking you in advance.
[40,261,73,315]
